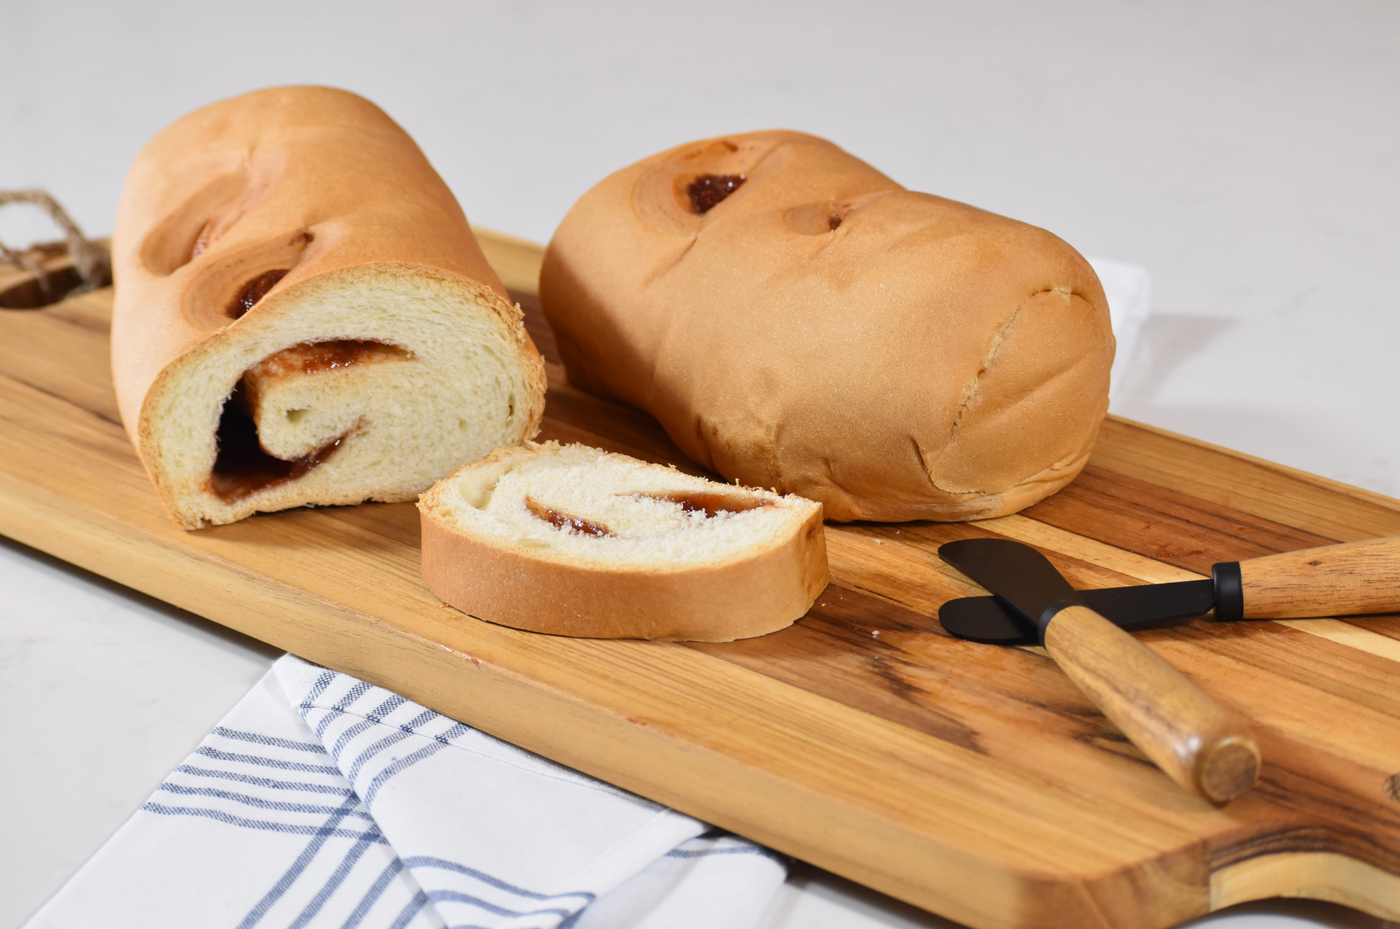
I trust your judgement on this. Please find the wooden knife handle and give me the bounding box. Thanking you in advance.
[1043,604,1261,802]
[1232,537,1400,619]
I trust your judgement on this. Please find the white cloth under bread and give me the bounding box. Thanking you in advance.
[1086,256,1153,401]
[26,655,787,929]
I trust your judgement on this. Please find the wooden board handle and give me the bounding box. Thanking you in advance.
[1237,536,1400,619]
[1043,605,1261,802]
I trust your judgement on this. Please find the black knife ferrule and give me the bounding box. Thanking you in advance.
[1037,599,1083,643]
[1212,561,1245,622]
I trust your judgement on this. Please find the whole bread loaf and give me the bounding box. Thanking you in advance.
[111,86,546,528]
[539,131,1114,522]
[419,442,828,641]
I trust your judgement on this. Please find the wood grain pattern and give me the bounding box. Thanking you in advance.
[1087,417,1400,545]
[1,230,1398,929]
[1238,538,1400,619]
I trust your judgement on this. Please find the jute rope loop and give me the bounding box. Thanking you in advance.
[0,189,112,298]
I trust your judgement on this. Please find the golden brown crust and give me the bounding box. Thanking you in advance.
[111,86,546,527]
[539,131,1113,522]
[418,446,830,642]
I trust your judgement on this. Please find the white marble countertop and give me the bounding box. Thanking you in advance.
[2,2,1397,927]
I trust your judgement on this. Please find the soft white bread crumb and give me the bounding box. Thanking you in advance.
[419,442,830,641]
[138,268,543,527]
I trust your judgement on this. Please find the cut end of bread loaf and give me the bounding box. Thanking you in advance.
[419,442,829,641]
[111,87,547,529]
[141,267,545,528]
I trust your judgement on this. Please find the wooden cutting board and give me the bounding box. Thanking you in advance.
[2,231,1399,929]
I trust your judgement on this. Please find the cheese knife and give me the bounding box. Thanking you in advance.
[940,537,1400,644]
[938,538,1261,803]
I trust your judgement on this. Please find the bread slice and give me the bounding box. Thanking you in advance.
[110,87,546,528]
[419,443,829,641]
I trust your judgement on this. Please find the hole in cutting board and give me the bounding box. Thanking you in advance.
[0,241,111,309]
[0,264,85,308]
[1385,773,1400,804]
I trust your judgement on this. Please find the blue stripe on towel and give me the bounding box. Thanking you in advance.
[155,783,375,820]
[341,858,407,929]
[371,693,408,718]
[425,889,574,919]
[340,714,465,790]
[312,682,374,737]
[301,671,337,707]
[557,908,588,929]
[194,746,340,775]
[362,742,445,806]
[436,723,471,745]
[347,730,415,783]
[665,845,780,860]
[173,764,353,797]
[402,709,436,731]
[327,695,409,758]
[327,717,380,762]
[141,802,382,843]
[287,829,381,929]
[324,709,437,780]
[326,692,406,757]
[401,857,594,905]
[212,727,327,754]
[236,799,365,929]
[386,890,429,929]
[303,702,470,752]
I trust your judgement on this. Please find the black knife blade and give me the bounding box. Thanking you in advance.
[939,579,1215,644]
[937,538,1083,637]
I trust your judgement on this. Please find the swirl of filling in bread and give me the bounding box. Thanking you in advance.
[419,442,829,641]
[110,87,545,528]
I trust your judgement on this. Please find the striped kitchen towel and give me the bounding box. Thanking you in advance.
[26,655,787,929]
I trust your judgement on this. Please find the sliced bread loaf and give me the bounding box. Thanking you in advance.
[419,442,829,641]
[111,87,546,528]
